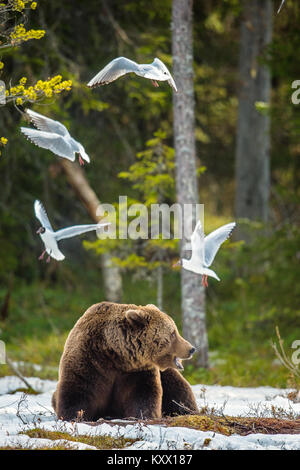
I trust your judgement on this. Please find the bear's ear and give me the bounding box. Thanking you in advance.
[146,304,161,312]
[125,309,148,327]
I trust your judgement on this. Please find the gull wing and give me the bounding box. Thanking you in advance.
[25,109,69,137]
[204,222,236,267]
[277,0,285,14]
[190,220,205,264]
[87,57,140,87]
[21,128,76,161]
[34,200,53,231]
[54,223,110,242]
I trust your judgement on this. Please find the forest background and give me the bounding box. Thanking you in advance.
[0,0,299,389]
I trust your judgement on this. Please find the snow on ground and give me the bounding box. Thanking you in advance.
[192,383,300,418]
[0,375,299,450]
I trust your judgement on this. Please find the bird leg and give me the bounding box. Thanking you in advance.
[151,80,159,87]
[38,250,46,261]
[46,255,51,263]
[202,275,208,288]
[78,154,85,166]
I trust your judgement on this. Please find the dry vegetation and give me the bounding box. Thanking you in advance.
[82,414,300,438]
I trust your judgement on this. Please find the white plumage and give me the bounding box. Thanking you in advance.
[34,200,109,262]
[175,220,236,286]
[21,109,90,166]
[87,57,177,92]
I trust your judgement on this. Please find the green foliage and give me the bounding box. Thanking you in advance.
[0,0,299,389]
[0,2,72,112]
[86,130,178,277]
[182,222,300,388]
[118,130,175,206]
[213,222,300,341]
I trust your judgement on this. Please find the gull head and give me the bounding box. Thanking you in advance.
[153,58,171,80]
[36,226,46,235]
[152,58,177,91]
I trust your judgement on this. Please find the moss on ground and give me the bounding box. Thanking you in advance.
[168,414,233,436]
[21,428,138,449]
[3,415,299,451]
[166,414,300,436]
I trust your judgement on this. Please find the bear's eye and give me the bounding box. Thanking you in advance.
[171,331,176,340]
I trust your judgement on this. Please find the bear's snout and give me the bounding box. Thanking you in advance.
[173,336,195,360]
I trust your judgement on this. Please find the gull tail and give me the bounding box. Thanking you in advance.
[79,150,90,164]
[46,247,65,261]
[202,268,220,281]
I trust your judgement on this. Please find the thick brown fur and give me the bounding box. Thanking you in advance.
[52,302,198,421]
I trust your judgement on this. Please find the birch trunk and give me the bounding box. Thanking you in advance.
[235,0,272,236]
[172,0,209,368]
[59,159,122,302]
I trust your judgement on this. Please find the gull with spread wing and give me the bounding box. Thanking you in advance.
[173,221,236,287]
[34,200,109,262]
[21,109,90,166]
[87,57,177,92]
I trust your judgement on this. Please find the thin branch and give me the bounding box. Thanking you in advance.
[107,113,136,162]
[5,354,37,393]
[100,0,133,45]
[271,326,300,380]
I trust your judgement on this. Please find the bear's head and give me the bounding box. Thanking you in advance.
[123,304,196,371]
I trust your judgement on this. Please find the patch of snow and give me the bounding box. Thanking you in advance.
[192,384,300,418]
[0,375,56,395]
[0,375,299,450]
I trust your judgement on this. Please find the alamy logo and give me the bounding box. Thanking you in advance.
[291,340,300,366]
[95,197,204,241]
[0,80,5,105]
[291,80,300,105]
[0,340,6,364]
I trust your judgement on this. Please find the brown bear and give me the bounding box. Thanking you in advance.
[52,302,198,421]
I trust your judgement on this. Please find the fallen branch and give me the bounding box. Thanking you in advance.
[5,354,37,394]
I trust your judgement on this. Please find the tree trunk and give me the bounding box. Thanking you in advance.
[59,159,122,302]
[172,0,209,368]
[235,0,272,236]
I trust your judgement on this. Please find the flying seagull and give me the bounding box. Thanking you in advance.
[21,109,90,166]
[87,57,177,92]
[173,221,236,287]
[34,200,109,262]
